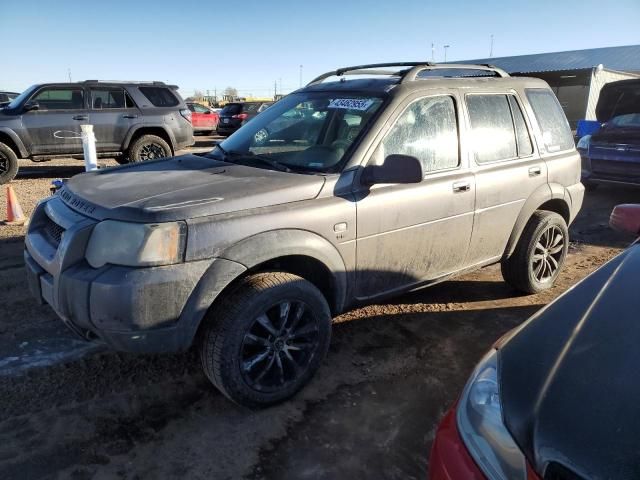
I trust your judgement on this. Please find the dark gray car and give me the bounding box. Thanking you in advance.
[0,81,193,183]
[24,63,584,407]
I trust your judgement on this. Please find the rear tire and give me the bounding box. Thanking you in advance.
[501,211,569,294]
[0,142,18,184]
[126,134,171,163]
[199,272,332,408]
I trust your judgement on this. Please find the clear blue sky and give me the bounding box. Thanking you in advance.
[1,0,638,98]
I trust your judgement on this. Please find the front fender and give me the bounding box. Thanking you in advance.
[0,127,28,158]
[176,257,247,349]
[222,229,348,313]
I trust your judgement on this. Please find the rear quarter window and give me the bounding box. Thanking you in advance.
[138,87,179,107]
[526,89,574,153]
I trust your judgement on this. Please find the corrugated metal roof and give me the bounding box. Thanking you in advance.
[458,45,640,74]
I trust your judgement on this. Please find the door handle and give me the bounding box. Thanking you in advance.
[452,181,471,193]
[122,114,138,119]
[529,166,542,176]
[72,115,88,121]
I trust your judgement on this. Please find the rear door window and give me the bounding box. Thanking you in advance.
[526,89,574,153]
[467,94,517,163]
[138,86,179,107]
[90,88,127,109]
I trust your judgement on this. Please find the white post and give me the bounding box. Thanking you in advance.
[80,124,98,171]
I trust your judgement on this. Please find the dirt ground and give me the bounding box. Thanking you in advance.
[0,139,637,479]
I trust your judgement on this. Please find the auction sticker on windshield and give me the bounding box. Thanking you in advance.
[328,98,375,111]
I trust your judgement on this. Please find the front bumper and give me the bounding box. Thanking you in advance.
[24,196,215,353]
[580,151,640,187]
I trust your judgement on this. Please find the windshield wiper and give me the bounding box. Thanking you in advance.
[225,151,293,173]
[216,143,228,156]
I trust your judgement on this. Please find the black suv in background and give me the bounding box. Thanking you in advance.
[216,101,272,136]
[0,91,19,105]
[0,81,193,183]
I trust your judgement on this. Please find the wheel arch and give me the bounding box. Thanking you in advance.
[503,184,571,259]
[0,128,28,158]
[122,125,175,153]
[179,229,348,349]
[221,229,348,315]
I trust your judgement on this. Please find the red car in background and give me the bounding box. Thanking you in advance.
[187,102,219,135]
[430,204,640,480]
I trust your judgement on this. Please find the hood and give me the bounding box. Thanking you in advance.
[59,154,325,222]
[596,79,640,123]
[499,244,640,479]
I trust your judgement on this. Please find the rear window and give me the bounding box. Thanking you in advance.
[221,103,242,115]
[526,89,574,153]
[138,86,179,107]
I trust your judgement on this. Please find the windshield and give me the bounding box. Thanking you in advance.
[608,113,640,129]
[210,92,385,173]
[6,85,37,109]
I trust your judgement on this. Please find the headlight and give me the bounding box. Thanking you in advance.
[457,349,527,480]
[576,134,591,150]
[86,220,186,268]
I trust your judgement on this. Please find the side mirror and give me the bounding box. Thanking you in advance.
[610,204,640,236]
[362,154,423,185]
[23,101,39,112]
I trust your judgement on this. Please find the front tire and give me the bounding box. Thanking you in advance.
[501,211,569,294]
[0,142,19,184]
[200,272,332,408]
[126,134,171,162]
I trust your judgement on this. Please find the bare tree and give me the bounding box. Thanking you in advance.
[193,89,204,99]
[224,86,238,97]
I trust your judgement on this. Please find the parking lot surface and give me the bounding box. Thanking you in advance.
[0,136,636,479]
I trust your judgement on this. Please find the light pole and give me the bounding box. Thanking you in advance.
[443,45,450,63]
[299,65,303,88]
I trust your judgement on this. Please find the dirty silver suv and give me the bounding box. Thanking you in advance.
[24,63,584,407]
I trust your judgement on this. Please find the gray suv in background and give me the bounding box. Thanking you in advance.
[0,81,193,183]
[24,63,584,407]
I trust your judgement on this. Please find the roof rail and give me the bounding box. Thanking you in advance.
[80,80,172,86]
[307,62,509,86]
[307,62,435,86]
[401,64,510,82]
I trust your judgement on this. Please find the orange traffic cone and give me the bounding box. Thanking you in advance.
[5,186,26,226]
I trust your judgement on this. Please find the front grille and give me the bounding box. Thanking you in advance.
[43,215,65,247]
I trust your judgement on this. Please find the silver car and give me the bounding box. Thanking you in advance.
[24,63,584,407]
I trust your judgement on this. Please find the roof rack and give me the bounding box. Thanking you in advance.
[80,80,175,87]
[307,62,509,86]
